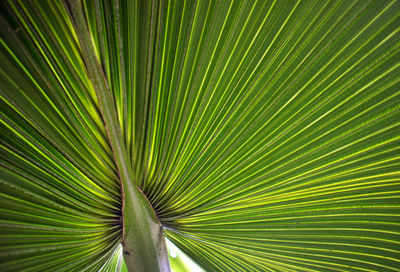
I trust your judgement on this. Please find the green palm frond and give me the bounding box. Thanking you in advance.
[1,0,399,271]
[1,0,122,270]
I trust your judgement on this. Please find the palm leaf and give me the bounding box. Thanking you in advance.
[1,0,399,271]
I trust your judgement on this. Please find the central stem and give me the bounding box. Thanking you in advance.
[122,184,170,271]
[67,1,170,271]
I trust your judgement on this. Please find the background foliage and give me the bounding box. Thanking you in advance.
[1,0,399,271]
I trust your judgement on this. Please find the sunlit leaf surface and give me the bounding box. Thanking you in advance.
[1,0,399,271]
[167,239,204,272]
